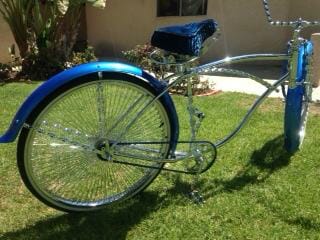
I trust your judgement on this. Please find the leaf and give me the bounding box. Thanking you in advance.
[57,0,69,15]
[86,0,106,8]
[55,0,106,14]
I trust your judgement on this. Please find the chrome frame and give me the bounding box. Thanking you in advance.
[109,0,320,163]
[193,54,290,148]
[2,0,319,167]
[110,53,290,157]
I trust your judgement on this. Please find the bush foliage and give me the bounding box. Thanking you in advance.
[0,0,105,80]
[122,44,211,95]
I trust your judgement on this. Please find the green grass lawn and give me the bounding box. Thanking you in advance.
[1,82,320,239]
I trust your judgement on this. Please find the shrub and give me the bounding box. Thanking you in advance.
[122,44,163,78]
[65,46,97,69]
[19,45,97,80]
[122,44,211,95]
[0,63,10,81]
[0,0,106,80]
[21,52,65,80]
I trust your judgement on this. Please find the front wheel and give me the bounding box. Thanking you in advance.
[17,72,178,212]
[284,84,310,153]
[284,41,313,153]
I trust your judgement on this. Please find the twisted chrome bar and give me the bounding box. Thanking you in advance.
[262,0,291,26]
[193,53,289,89]
[196,53,289,68]
[262,0,320,27]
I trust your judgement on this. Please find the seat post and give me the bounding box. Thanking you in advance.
[149,49,199,75]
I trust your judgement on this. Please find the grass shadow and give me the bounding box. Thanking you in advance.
[204,135,292,196]
[205,135,320,232]
[1,191,164,240]
[0,79,39,86]
[285,216,320,231]
[1,177,195,240]
[249,134,292,173]
[150,135,294,204]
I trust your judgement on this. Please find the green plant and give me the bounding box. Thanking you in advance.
[0,0,31,58]
[21,45,98,80]
[0,44,24,81]
[0,0,106,79]
[122,44,211,95]
[65,46,97,68]
[169,75,211,95]
[21,51,64,80]
[122,44,163,78]
[0,63,10,80]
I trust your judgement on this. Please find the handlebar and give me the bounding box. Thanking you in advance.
[262,0,320,27]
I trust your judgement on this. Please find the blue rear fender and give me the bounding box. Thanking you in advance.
[0,61,178,143]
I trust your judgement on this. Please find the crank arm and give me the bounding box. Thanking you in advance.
[112,140,215,163]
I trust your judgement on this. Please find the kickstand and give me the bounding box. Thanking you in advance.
[188,155,205,205]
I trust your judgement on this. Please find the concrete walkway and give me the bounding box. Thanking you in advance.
[202,75,320,102]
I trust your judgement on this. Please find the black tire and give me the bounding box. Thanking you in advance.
[284,85,308,153]
[284,42,312,153]
[17,72,178,212]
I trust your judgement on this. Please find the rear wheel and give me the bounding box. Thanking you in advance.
[17,73,177,212]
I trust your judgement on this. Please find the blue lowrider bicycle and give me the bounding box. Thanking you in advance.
[0,0,318,212]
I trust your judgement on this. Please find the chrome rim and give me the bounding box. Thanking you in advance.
[24,79,171,210]
[299,81,312,145]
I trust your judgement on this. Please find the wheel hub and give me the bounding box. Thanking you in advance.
[95,139,113,161]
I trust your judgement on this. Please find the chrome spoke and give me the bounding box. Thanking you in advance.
[22,78,171,210]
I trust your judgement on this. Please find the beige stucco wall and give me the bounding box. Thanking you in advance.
[86,0,320,62]
[1,1,320,63]
[0,15,15,63]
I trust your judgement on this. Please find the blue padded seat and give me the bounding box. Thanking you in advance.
[151,19,218,56]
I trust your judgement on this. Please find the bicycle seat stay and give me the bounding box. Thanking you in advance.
[151,19,218,56]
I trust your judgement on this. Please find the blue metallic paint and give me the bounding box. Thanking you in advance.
[0,61,176,143]
[284,40,313,152]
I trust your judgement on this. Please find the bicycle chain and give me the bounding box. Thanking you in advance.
[22,122,217,175]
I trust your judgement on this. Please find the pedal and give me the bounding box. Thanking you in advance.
[188,190,205,204]
[194,108,205,120]
[168,141,217,174]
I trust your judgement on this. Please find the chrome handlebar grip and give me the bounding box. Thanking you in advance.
[262,0,320,27]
